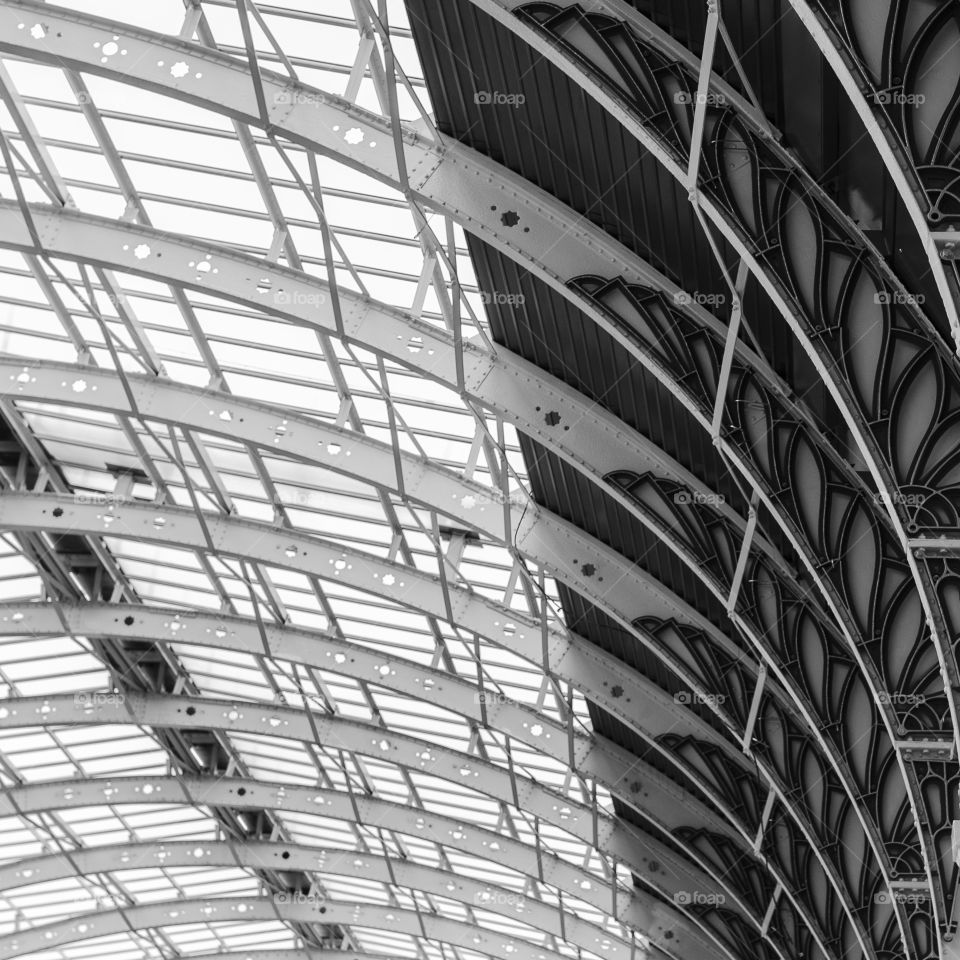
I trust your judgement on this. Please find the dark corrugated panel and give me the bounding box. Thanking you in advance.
[406,0,761,814]
[521,434,730,624]
[556,587,732,736]
[471,238,739,497]
[407,0,727,294]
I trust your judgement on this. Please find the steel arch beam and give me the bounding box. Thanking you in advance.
[0,774,713,960]
[0,203,799,586]
[0,600,859,960]
[0,360,846,748]
[0,356,744,634]
[0,356,705,570]
[0,488,887,955]
[0,596,737,811]
[0,601,752,814]
[0,486,749,687]
[0,490,870,850]
[0,691,760,941]
[0,896,573,960]
[0,840,631,960]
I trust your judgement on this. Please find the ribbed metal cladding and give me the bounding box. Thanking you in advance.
[404,0,754,903]
[406,0,725,288]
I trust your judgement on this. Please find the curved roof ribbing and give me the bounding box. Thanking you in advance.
[0,3,958,960]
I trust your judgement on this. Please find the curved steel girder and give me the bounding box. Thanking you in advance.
[0,361,854,750]
[0,602,756,813]
[0,203,801,593]
[0,211,902,911]
[0,357,898,936]
[0,896,573,960]
[0,359,899,941]
[0,599,757,830]
[452,0,953,946]
[0,490,889,878]
[782,0,960,352]
[0,774,714,960]
[0,599,837,960]
[0,840,631,960]
[0,691,761,944]
[0,354,756,638]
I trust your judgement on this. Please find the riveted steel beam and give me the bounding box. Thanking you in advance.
[0,489,879,956]
[0,356,745,633]
[0,359,840,747]
[0,599,853,960]
[0,840,632,960]
[0,896,572,960]
[0,486,737,682]
[0,601,743,809]
[0,691,757,941]
[0,489,867,838]
[0,599,749,835]
[0,773,715,960]
[0,204,798,585]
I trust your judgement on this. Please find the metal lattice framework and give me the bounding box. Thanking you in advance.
[0,3,958,960]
